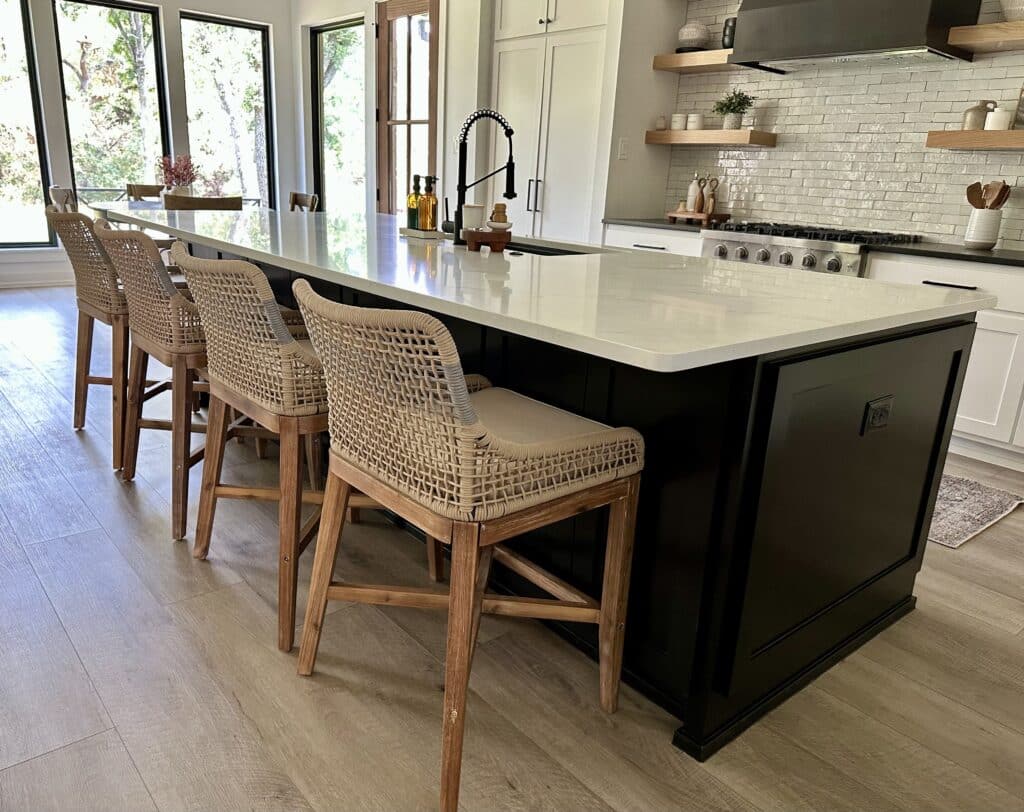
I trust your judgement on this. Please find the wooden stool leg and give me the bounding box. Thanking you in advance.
[73,311,94,430]
[121,346,149,480]
[427,537,446,582]
[440,522,490,812]
[110,315,129,470]
[598,475,641,714]
[194,396,229,560]
[278,418,305,652]
[298,472,351,676]
[170,357,193,541]
[255,435,268,459]
[304,432,323,492]
[348,507,363,524]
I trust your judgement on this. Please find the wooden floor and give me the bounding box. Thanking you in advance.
[1,286,1023,812]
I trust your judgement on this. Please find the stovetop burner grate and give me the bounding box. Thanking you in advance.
[711,222,922,245]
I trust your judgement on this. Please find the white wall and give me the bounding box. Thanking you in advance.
[602,0,686,220]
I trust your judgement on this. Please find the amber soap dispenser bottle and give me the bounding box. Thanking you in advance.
[407,174,421,229]
[418,176,438,231]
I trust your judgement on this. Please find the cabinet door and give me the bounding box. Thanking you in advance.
[495,0,549,40]
[534,29,606,243]
[546,0,610,32]
[955,310,1024,443]
[490,38,546,236]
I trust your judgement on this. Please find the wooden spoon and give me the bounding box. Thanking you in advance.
[966,182,985,209]
[984,180,1007,209]
[994,185,1012,210]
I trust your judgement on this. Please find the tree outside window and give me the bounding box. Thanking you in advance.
[180,15,274,207]
[53,0,168,203]
[0,0,51,245]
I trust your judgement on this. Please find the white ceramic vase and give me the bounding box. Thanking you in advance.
[677,21,711,50]
[964,209,1003,250]
[1001,0,1024,22]
[722,113,743,130]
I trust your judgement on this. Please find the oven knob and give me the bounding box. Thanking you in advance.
[714,244,728,259]
[779,251,794,266]
[825,256,843,273]
[736,246,749,260]
[802,254,817,269]
[756,248,771,263]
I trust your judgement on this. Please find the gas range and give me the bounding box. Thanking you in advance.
[700,222,922,277]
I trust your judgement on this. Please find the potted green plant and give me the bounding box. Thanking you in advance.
[713,90,755,130]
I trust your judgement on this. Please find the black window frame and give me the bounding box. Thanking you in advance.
[5,0,55,248]
[179,11,277,209]
[50,0,172,203]
[309,18,364,212]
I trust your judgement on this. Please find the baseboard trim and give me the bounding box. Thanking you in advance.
[0,248,73,289]
[949,435,1024,473]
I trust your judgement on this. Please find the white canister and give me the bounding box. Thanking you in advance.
[964,208,1003,250]
[671,113,687,131]
[462,204,485,231]
[686,113,705,130]
[985,107,1013,130]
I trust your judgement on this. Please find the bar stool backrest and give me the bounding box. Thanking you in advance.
[163,194,243,211]
[126,183,166,201]
[169,243,323,416]
[289,192,320,212]
[294,279,485,519]
[45,206,127,316]
[94,222,204,352]
[49,185,78,213]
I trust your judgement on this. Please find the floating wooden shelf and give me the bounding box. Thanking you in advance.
[645,129,778,148]
[653,48,737,74]
[926,129,1024,150]
[948,21,1024,54]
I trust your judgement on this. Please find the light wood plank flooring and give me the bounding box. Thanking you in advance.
[1,286,1022,811]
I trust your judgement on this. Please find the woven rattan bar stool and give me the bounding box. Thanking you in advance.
[289,191,320,212]
[292,280,644,812]
[95,222,210,540]
[169,243,378,651]
[45,203,130,470]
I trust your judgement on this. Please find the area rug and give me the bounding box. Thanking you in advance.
[929,475,1023,549]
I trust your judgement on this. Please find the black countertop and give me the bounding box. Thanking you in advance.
[865,242,1024,269]
[604,218,1024,268]
[603,217,702,234]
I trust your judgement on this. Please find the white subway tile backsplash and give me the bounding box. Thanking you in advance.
[666,0,1024,247]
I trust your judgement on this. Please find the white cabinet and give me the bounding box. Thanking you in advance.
[491,38,547,232]
[546,0,610,33]
[865,253,1024,449]
[495,0,608,40]
[956,311,1024,442]
[491,29,606,243]
[495,0,548,40]
[603,224,703,257]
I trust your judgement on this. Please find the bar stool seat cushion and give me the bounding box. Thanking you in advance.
[470,387,611,445]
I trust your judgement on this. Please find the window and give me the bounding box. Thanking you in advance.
[375,0,438,214]
[0,0,51,246]
[311,20,366,215]
[53,0,170,204]
[180,14,275,207]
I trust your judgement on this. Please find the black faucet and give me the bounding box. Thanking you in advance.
[455,109,516,247]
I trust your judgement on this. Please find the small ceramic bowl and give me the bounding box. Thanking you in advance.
[487,221,512,232]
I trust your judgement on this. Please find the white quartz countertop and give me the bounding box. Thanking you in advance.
[94,205,996,373]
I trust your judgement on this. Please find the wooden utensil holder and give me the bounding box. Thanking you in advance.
[464,229,512,253]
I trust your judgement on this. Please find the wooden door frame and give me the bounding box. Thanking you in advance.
[375,0,439,214]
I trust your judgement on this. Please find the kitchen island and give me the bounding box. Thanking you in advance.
[96,205,995,759]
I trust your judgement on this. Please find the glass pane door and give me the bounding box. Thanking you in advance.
[377,1,437,214]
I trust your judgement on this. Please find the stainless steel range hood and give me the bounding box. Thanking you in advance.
[730,0,982,74]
